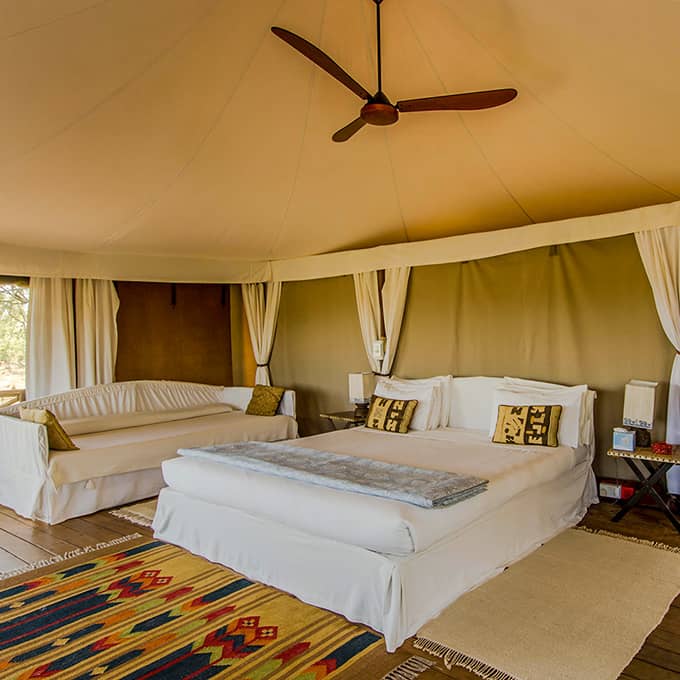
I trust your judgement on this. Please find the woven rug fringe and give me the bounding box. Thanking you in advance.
[109,508,155,528]
[413,638,520,680]
[381,655,435,680]
[575,525,680,553]
[0,533,143,582]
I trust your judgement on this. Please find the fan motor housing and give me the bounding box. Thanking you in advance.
[361,102,399,126]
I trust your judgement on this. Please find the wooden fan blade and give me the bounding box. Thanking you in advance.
[332,118,367,143]
[397,88,517,113]
[272,27,371,101]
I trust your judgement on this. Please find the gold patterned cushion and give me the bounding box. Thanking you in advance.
[492,404,562,447]
[245,385,286,416]
[20,408,79,451]
[365,396,418,434]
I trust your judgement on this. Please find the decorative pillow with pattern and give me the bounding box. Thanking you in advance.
[245,385,285,416]
[365,396,418,434]
[20,408,79,451]
[492,404,562,447]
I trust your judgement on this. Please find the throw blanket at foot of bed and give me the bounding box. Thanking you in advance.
[179,441,487,508]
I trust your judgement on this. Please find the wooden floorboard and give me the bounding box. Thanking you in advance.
[0,526,53,563]
[648,628,680,654]
[0,501,677,679]
[581,500,680,549]
[56,515,130,542]
[0,511,79,555]
[0,506,115,548]
[0,546,25,571]
[622,659,680,680]
[77,510,142,535]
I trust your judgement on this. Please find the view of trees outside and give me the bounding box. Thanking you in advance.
[0,283,28,392]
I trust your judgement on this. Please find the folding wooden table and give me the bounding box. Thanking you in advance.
[607,447,680,533]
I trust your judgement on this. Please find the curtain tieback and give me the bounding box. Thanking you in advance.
[372,371,390,377]
[256,363,269,367]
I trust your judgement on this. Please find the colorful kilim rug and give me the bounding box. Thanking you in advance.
[0,538,381,679]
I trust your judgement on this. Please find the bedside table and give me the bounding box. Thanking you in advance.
[320,410,366,430]
[607,447,680,533]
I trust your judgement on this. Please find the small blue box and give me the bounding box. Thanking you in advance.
[613,428,636,452]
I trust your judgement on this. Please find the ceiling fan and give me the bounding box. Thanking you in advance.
[271,0,517,142]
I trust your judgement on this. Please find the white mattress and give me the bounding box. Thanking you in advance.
[161,427,587,555]
[49,412,297,486]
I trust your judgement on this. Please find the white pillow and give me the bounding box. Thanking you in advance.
[489,385,587,448]
[388,375,453,428]
[450,377,505,431]
[374,379,441,431]
[503,377,593,446]
[503,377,572,391]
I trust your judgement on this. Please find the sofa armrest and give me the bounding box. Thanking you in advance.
[0,415,50,518]
[221,387,252,411]
[221,387,296,418]
[279,390,296,418]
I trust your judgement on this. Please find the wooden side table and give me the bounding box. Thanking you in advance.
[607,447,680,533]
[320,411,366,430]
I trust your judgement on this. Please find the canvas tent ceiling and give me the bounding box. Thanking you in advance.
[1,0,679,282]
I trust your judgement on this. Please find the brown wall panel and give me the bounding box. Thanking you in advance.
[115,282,232,386]
[264,235,674,477]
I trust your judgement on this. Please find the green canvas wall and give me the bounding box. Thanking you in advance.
[245,234,673,478]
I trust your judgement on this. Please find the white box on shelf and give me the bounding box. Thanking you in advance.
[599,481,623,499]
[613,427,636,452]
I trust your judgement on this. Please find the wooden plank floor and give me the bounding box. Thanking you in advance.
[0,501,678,679]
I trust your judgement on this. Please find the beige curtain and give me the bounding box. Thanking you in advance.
[26,278,76,399]
[75,280,120,387]
[635,226,680,493]
[353,271,382,373]
[242,281,282,385]
[353,267,411,376]
[635,226,680,442]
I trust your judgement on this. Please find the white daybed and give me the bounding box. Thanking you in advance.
[0,380,297,524]
[152,376,598,651]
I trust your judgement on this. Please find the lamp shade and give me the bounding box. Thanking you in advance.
[623,380,658,430]
[349,372,375,404]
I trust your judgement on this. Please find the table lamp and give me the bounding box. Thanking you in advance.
[623,379,658,447]
[348,372,375,418]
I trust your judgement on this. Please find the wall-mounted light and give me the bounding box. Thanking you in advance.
[372,338,385,361]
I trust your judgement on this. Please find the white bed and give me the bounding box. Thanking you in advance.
[153,377,598,651]
[160,428,589,556]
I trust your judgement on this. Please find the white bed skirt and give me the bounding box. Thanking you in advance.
[153,461,596,651]
[35,468,164,524]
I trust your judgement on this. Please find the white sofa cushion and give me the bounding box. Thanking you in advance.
[61,403,234,436]
[49,411,298,487]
